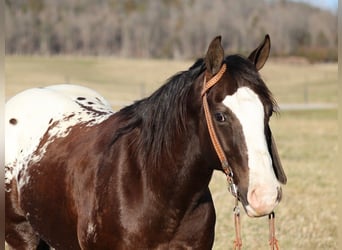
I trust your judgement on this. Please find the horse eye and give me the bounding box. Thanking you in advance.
[214,112,226,122]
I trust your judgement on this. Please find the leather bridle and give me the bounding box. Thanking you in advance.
[200,64,238,198]
[200,63,280,250]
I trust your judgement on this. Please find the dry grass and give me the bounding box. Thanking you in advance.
[5,56,337,249]
[262,61,337,103]
[5,56,191,108]
[210,109,337,249]
[5,56,337,105]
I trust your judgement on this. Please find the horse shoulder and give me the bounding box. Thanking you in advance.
[169,188,216,249]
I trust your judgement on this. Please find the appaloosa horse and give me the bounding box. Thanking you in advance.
[5,35,286,249]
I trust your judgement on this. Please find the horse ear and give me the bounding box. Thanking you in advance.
[248,34,271,71]
[205,36,224,77]
[269,131,287,184]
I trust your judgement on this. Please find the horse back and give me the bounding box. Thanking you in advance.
[5,84,113,185]
[5,84,114,248]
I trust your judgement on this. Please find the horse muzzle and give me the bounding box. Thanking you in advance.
[244,186,282,217]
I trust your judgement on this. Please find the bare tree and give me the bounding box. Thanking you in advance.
[5,0,337,61]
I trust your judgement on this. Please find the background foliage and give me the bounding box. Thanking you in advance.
[5,0,337,61]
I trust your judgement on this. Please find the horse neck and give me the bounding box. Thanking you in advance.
[105,76,215,207]
[144,118,214,203]
[147,81,214,201]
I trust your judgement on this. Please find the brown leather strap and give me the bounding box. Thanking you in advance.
[201,64,231,176]
[201,64,243,249]
[202,95,230,172]
[201,64,238,199]
[201,64,227,96]
[269,212,280,250]
[233,198,242,250]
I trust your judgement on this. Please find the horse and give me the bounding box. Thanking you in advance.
[5,35,287,250]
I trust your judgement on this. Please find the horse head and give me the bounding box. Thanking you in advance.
[199,35,287,217]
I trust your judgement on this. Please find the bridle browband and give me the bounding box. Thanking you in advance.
[201,63,280,250]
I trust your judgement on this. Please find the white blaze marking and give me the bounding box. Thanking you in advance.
[222,87,280,215]
[5,84,114,190]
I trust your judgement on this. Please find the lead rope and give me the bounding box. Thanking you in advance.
[269,212,280,250]
[233,201,280,250]
[233,197,242,250]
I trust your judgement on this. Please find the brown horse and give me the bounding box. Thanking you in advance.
[5,35,286,249]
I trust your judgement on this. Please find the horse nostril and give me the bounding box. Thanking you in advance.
[276,187,282,202]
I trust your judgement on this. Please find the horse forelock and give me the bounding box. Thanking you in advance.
[224,55,277,112]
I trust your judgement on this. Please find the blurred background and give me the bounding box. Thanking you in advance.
[4,0,338,249]
[4,0,337,61]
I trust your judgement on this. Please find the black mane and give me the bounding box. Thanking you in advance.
[111,55,276,166]
[111,59,206,166]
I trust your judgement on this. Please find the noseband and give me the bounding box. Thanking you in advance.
[201,64,280,250]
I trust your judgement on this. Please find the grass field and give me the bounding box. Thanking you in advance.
[5,56,337,249]
[5,56,337,106]
[210,109,337,249]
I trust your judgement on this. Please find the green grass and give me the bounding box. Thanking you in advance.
[5,56,338,249]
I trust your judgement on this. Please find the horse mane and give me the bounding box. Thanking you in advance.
[111,59,206,167]
[110,55,277,167]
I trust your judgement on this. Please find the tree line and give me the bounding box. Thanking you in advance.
[5,0,337,61]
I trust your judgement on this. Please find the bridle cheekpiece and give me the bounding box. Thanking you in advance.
[201,63,238,198]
